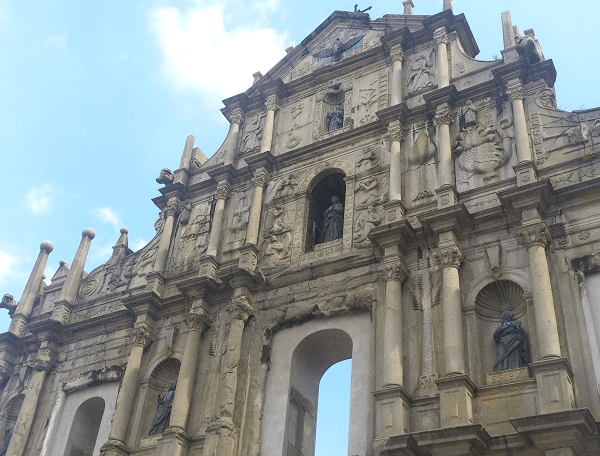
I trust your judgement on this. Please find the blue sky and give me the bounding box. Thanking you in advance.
[1,1,599,454]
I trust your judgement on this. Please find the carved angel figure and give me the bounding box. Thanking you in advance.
[353,205,383,244]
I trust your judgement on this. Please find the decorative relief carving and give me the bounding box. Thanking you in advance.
[168,201,211,275]
[408,123,437,202]
[291,58,313,80]
[227,298,253,322]
[355,176,388,208]
[273,173,298,198]
[229,108,244,125]
[517,223,550,249]
[406,49,435,96]
[434,246,464,269]
[434,103,453,127]
[535,88,557,110]
[312,31,364,66]
[184,312,212,332]
[228,192,250,246]
[258,205,294,275]
[579,163,600,182]
[241,113,264,155]
[216,184,232,201]
[506,81,524,102]
[433,28,449,45]
[265,95,279,112]
[356,77,379,126]
[454,100,510,181]
[384,260,409,283]
[131,327,154,348]
[487,366,529,385]
[390,45,403,62]
[353,205,383,247]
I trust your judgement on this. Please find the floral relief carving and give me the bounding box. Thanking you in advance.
[434,246,464,269]
[517,223,551,249]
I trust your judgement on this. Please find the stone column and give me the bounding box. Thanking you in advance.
[206,184,231,258]
[224,109,244,166]
[517,222,561,359]
[507,79,532,164]
[6,340,57,456]
[388,123,404,203]
[382,259,408,387]
[105,326,153,448]
[434,28,450,89]
[9,241,53,337]
[153,199,179,274]
[168,312,211,431]
[390,46,404,106]
[204,297,253,456]
[435,103,454,188]
[260,95,279,153]
[247,330,272,456]
[52,229,95,324]
[434,242,465,376]
[245,172,270,247]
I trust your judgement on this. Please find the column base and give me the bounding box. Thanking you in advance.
[204,418,237,456]
[154,428,191,456]
[238,244,259,274]
[383,200,406,225]
[373,386,412,440]
[529,357,575,414]
[99,439,129,456]
[435,374,476,428]
[198,256,220,281]
[435,185,458,209]
[514,160,538,186]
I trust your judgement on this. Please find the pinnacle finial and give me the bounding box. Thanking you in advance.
[403,0,414,15]
[443,0,452,11]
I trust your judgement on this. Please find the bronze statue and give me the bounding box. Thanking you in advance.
[322,196,344,242]
[493,311,528,371]
[326,105,344,132]
[149,380,176,435]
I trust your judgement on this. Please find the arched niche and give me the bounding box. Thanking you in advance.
[139,357,181,440]
[0,394,24,455]
[473,280,532,379]
[261,313,371,456]
[63,397,105,456]
[305,171,346,250]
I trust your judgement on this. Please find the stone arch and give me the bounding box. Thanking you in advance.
[63,396,105,456]
[0,394,24,454]
[261,313,371,456]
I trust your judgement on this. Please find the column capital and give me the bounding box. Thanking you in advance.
[390,45,404,62]
[386,125,404,143]
[165,198,181,217]
[130,326,154,348]
[383,260,409,283]
[229,108,244,125]
[506,80,525,101]
[265,95,280,112]
[433,27,449,45]
[32,349,58,372]
[227,297,253,322]
[251,171,270,187]
[434,244,464,269]
[434,103,453,126]
[517,222,550,249]
[184,312,212,333]
[216,183,232,201]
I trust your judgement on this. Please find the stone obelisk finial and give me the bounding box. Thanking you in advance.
[403,0,414,15]
[443,0,453,11]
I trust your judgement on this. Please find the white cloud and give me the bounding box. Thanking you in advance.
[150,2,288,103]
[25,184,54,215]
[96,207,120,230]
[0,249,19,285]
[132,239,148,252]
[43,35,66,52]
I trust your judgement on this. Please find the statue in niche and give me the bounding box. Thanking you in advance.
[409,123,437,201]
[406,49,435,95]
[323,196,344,242]
[326,105,344,132]
[493,311,528,371]
[149,381,176,435]
[454,100,509,181]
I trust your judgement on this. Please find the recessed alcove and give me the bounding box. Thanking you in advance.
[306,172,346,251]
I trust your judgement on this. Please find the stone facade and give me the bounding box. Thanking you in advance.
[2,3,600,456]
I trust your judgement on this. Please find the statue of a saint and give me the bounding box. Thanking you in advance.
[326,106,344,132]
[322,196,344,242]
[493,311,528,371]
[149,381,176,435]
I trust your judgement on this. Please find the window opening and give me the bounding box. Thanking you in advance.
[64,397,105,456]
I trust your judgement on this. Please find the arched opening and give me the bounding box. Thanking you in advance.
[284,329,352,456]
[142,357,181,437]
[0,394,24,456]
[315,359,351,456]
[63,397,105,456]
[306,173,346,250]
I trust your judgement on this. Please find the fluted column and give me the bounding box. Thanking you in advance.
[517,222,561,359]
[434,28,450,89]
[206,184,231,258]
[388,124,404,203]
[153,199,179,273]
[382,259,408,387]
[224,109,244,166]
[245,172,270,246]
[168,312,211,431]
[390,46,404,106]
[435,103,454,188]
[507,80,532,164]
[435,244,465,376]
[7,341,58,456]
[106,326,153,446]
[260,95,279,153]
[9,241,53,337]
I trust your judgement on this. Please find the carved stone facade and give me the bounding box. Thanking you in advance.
[2,5,600,456]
